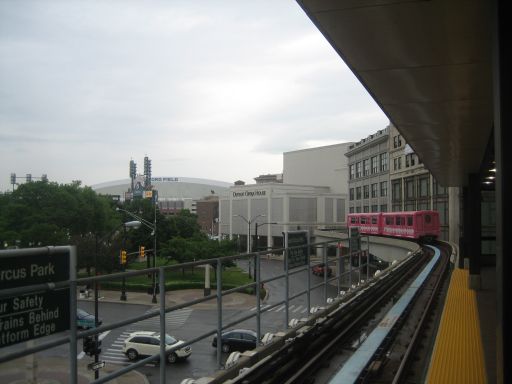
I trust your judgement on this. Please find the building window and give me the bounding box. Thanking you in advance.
[349,207,354,213]
[356,187,362,200]
[380,204,388,212]
[433,178,447,196]
[371,183,378,198]
[363,206,369,213]
[393,135,402,148]
[363,159,370,176]
[405,154,416,168]
[371,204,378,212]
[363,185,369,199]
[349,188,355,201]
[392,179,402,202]
[405,178,415,200]
[380,181,388,197]
[394,157,402,170]
[356,162,362,178]
[349,164,355,180]
[356,206,361,213]
[419,176,429,197]
[371,156,378,174]
[380,153,388,172]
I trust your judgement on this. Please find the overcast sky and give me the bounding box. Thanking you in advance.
[0,0,388,192]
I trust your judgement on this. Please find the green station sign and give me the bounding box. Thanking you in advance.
[283,230,309,269]
[0,249,71,348]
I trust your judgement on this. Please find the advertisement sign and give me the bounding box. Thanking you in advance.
[283,230,309,269]
[0,249,72,348]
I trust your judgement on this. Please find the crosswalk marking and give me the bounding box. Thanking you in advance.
[133,308,193,330]
[249,304,310,313]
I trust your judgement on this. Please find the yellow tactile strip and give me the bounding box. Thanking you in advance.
[426,268,487,384]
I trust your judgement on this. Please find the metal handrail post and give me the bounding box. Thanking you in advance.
[307,245,311,314]
[216,259,223,367]
[159,268,166,382]
[336,246,341,295]
[256,253,261,345]
[285,248,289,328]
[323,244,328,303]
[69,246,77,384]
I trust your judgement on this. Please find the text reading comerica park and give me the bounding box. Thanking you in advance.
[0,251,70,348]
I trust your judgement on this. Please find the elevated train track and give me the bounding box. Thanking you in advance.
[204,241,451,384]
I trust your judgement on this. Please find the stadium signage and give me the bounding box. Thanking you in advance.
[232,190,267,198]
[0,249,71,348]
[151,177,179,182]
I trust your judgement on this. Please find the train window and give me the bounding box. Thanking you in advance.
[425,214,431,223]
[350,217,357,224]
[395,217,400,225]
[371,217,378,224]
[361,218,367,224]
[385,217,393,225]
[407,217,413,226]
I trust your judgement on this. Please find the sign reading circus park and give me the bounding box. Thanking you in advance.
[0,247,72,348]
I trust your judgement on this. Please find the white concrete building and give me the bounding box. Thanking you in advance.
[283,143,352,194]
[219,143,352,252]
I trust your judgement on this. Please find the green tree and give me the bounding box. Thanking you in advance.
[0,181,119,271]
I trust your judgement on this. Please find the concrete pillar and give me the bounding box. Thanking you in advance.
[468,173,482,290]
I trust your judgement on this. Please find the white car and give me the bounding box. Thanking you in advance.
[123,331,191,363]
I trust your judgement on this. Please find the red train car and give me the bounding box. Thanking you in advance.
[347,212,382,235]
[347,210,440,241]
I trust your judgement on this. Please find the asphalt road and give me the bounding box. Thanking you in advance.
[4,258,342,384]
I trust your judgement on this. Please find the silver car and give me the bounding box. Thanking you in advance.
[123,331,191,363]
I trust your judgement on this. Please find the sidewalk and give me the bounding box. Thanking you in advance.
[0,355,148,384]
[79,288,259,308]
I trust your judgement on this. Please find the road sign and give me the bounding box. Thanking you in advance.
[283,230,309,269]
[87,361,106,371]
[0,248,72,348]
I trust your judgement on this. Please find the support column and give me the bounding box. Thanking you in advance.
[468,173,482,290]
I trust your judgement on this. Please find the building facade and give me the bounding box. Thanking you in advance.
[346,124,458,241]
[346,127,391,213]
[219,143,352,252]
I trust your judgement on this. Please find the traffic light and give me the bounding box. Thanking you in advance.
[94,338,102,355]
[83,336,94,356]
[139,246,145,258]
[83,336,101,356]
[120,250,127,264]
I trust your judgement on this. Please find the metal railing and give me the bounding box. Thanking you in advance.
[0,238,371,384]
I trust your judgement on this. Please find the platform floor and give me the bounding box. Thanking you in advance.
[426,267,488,383]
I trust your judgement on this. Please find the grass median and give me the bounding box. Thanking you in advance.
[86,257,261,295]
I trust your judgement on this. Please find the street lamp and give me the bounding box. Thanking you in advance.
[233,214,266,278]
[116,207,158,303]
[254,222,278,252]
[94,219,140,379]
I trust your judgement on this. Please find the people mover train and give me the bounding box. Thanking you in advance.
[347,210,440,241]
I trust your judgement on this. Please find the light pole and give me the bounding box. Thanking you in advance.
[233,214,266,278]
[116,207,158,303]
[253,222,277,281]
[94,219,140,379]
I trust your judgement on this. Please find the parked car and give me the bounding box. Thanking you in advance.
[123,331,191,363]
[212,329,257,353]
[77,308,102,329]
[312,263,333,277]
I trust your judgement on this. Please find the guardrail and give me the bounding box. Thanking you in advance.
[0,238,374,384]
